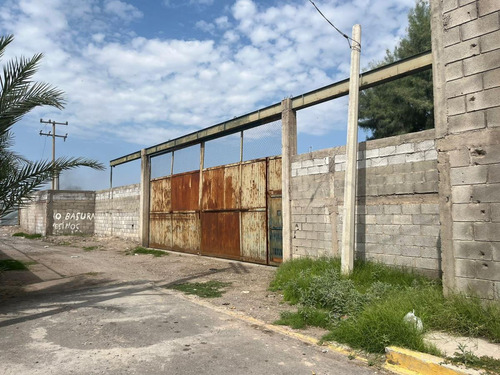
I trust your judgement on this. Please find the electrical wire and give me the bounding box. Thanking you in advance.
[308,0,361,50]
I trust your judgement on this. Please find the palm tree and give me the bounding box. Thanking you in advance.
[0,35,104,216]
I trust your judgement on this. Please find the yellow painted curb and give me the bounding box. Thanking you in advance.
[384,346,476,375]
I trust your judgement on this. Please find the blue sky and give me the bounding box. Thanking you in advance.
[1,0,416,190]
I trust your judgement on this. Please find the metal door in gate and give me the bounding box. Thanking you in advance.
[268,196,283,264]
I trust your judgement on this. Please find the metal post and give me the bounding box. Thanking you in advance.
[39,119,68,190]
[341,24,361,275]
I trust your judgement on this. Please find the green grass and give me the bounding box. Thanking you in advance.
[271,257,500,355]
[0,259,28,271]
[168,281,231,298]
[12,232,42,239]
[83,246,99,252]
[127,246,168,257]
[447,343,500,374]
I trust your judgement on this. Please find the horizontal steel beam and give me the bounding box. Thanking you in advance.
[110,51,432,167]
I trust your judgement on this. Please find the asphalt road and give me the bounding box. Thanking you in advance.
[0,281,385,375]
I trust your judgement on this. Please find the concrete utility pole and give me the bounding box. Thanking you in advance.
[341,24,361,275]
[39,119,68,190]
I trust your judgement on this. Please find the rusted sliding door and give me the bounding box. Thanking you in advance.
[149,157,282,264]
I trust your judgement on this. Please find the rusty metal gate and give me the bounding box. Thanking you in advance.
[149,156,282,264]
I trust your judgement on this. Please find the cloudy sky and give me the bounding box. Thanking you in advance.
[1,0,416,189]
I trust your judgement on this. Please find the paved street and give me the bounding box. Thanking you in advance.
[0,281,385,375]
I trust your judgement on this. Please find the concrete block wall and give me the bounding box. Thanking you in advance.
[95,184,140,241]
[50,191,95,235]
[19,191,49,235]
[432,0,500,298]
[291,130,442,277]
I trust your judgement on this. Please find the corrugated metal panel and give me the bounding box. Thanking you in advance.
[241,160,266,209]
[202,165,240,210]
[223,165,240,209]
[149,212,172,249]
[267,157,282,194]
[241,211,267,263]
[171,171,200,211]
[172,213,200,253]
[150,177,171,213]
[201,212,240,258]
[201,168,224,210]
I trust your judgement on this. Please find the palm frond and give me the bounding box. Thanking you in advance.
[0,157,105,216]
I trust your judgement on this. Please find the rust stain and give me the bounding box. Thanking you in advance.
[241,161,266,209]
[172,213,200,253]
[241,211,267,262]
[201,212,240,258]
[171,171,200,211]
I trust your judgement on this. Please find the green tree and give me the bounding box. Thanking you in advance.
[0,35,104,216]
[359,0,433,139]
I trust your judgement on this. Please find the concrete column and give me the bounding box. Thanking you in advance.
[430,0,500,299]
[281,98,297,261]
[140,149,151,247]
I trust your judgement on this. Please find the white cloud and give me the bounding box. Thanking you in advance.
[104,0,143,21]
[1,0,417,150]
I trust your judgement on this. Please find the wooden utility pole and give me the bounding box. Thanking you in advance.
[39,119,68,190]
[341,24,361,275]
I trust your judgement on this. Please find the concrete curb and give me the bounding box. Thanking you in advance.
[384,346,481,375]
[156,284,483,375]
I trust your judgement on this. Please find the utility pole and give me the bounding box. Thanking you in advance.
[341,24,361,275]
[39,119,68,190]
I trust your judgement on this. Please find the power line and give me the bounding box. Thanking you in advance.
[308,0,360,50]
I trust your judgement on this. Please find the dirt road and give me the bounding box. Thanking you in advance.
[0,227,387,375]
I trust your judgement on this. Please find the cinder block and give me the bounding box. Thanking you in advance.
[461,12,500,40]
[450,165,488,185]
[446,61,464,81]
[486,107,500,128]
[455,258,479,277]
[453,222,474,240]
[387,154,406,165]
[446,72,483,98]
[406,151,426,163]
[395,143,415,154]
[474,222,500,241]
[449,111,486,134]
[444,38,480,64]
[443,0,459,13]
[302,160,314,168]
[420,246,439,258]
[379,146,396,157]
[415,140,435,152]
[402,205,421,214]
[425,170,439,182]
[456,278,495,299]
[478,0,500,16]
[480,29,500,53]
[471,145,500,165]
[484,67,500,90]
[393,215,413,225]
[452,185,473,203]
[444,25,461,47]
[447,96,466,115]
[466,87,500,111]
[455,240,495,260]
[464,49,500,76]
[415,181,438,193]
[492,203,500,222]
[471,183,500,203]
[415,257,439,271]
[452,202,491,221]
[444,2,477,29]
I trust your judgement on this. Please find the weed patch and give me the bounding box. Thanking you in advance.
[12,232,42,239]
[0,259,28,271]
[168,281,231,298]
[271,257,500,356]
[127,247,168,257]
[83,246,99,252]
[447,343,500,374]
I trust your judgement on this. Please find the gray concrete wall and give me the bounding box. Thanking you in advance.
[291,130,442,277]
[95,184,140,241]
[19,191,50,235]
[431,0,500,299]
[50,191,96,235]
